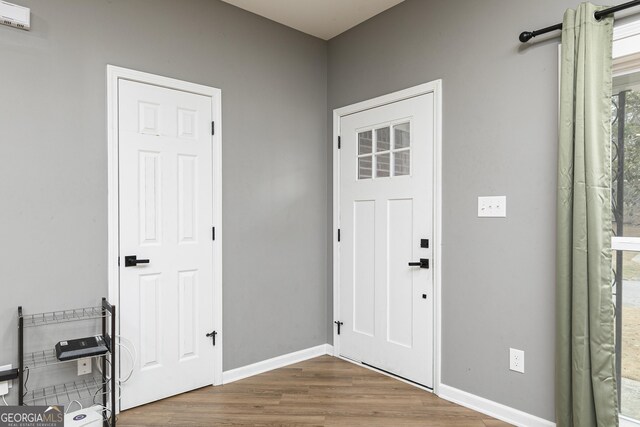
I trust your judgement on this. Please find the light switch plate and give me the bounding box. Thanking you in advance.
[478,196,506,217]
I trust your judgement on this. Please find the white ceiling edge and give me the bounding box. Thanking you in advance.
[220,0,405,40]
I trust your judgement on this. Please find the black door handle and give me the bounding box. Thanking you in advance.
[124,255,150,267]
[408,258,429,269]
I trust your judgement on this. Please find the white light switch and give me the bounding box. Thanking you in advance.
[478,196,506,217]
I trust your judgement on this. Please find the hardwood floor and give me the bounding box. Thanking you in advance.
[118,355,511,426]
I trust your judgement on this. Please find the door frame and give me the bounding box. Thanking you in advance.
[332,80,443,394]
[106,65,223,395]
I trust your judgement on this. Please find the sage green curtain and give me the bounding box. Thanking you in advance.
[556,3,618,426]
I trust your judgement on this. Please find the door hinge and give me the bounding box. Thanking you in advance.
[337,229,341,242]
[212,227,215,241]
[338,136,341,149]
[211,121,215,135]
[206,330,218,346]
[334,321,343,335]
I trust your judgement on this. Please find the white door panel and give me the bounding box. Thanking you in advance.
[118,79,216,409]
[340,94,434,387]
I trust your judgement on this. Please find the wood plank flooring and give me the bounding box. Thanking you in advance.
[118,355,511,426]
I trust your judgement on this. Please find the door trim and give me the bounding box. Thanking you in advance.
[332,80,443,394]
[106,65,223,397]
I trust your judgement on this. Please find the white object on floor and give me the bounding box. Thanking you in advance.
[64,406,103,427]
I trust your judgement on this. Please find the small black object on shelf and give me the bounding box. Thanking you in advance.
[0,368,19,382]
[55,335,110,361]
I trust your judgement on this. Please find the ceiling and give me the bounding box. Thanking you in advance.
[220,0,405,40]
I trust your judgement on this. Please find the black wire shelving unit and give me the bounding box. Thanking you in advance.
[18,298,116,427]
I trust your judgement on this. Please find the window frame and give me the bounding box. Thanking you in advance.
[355,118,413,180]
[610,17,640,427]
[611,19,640,252]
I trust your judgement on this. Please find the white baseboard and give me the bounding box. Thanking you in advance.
[438,384,555,427]
[325,344,334,355]
[222,346,557,427]
[222,344,332,384]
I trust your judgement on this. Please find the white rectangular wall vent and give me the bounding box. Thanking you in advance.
[0,1,30,31]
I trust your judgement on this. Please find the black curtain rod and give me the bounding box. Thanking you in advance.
[519,0,640,42]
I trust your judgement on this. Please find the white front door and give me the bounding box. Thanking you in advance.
[118,79,217,409]
[339,93,434,388]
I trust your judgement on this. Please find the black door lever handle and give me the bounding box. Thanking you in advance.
[408,259,429,269]
[124,255,150,267]
[206,330,217,346]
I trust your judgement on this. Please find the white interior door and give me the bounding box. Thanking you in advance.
[118,79,217,409]
[339,94,434,388]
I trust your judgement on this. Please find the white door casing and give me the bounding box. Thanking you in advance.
[332,81,442,392]
[107,66,222,410]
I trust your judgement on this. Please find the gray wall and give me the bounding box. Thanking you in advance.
[326,0,625,421]
[2,0,634,420]
[0,0,327,399]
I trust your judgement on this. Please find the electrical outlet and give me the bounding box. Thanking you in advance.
[509,348,525,373]
[77,358,92,376]
[0,364,12,392]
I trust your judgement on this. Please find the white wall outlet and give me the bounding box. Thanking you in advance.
[478,196,507,217]
[0,364,12,391]
[77,358,92,376]
[509,348,525,373]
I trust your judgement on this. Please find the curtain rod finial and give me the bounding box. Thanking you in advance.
[519,31,533,43]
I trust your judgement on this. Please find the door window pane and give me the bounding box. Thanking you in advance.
[359,156,372,179]
[376,153,390,178]
[394,123,410,149]
[359,131,373,155]
[376,127,390,152]
[356,122,411,180]
[394,150,410,176]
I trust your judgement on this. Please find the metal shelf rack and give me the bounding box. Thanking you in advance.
[21,306,106,328]
[18,298,116,427]
[22,377,108,406]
